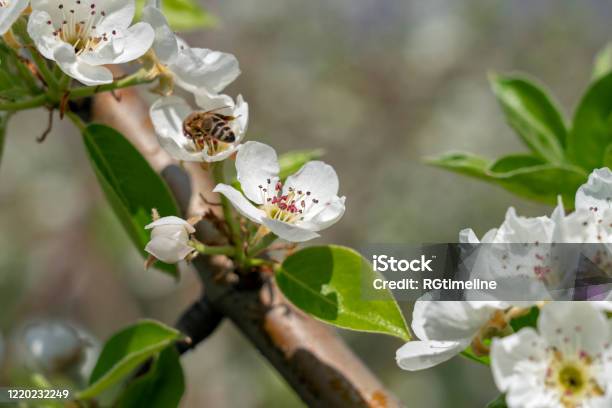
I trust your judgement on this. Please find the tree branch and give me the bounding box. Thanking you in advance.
[91,88,402,408]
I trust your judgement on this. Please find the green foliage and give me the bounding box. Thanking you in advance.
[486,394,508,408]
[460,347,490,366]
[82,124,181,277]
[78,320,181,400]
[136,0,217,31]
[116,347,185,408]
[0,43,38,101]
[568,71,612,170]
[427,69,612,206]
[427,152,586,206]
[489,74,566,162]
[592,43,612,81]
[276,245,411,340]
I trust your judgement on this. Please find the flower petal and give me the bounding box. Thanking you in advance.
[284,161,340,211]
[412,301,501,342]
[236,142,280,205]
[141,4,179,63]
[145,236,193,264]
[213,184,265,224]
[171,43,240,94]
[95,0,137,32]
[300,195,345,231]
[396,339,469,371]
[491,328,544,392]
[145,216,195,233]
[27,10,62,60]
[53,43,113,86]
[537,302,608,353]
[110,22,155,64]
[262,218,320,242]
[576,168,612,212]
[0,0,28,34]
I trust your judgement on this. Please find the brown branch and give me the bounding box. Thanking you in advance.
[91,88,402,408]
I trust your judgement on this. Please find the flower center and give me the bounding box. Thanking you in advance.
[257,179,319,224]
[49,2,116,55]
[544,347,605,408]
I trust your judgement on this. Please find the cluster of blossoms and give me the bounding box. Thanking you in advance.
[397,168,612,408]
[1,1,345,263]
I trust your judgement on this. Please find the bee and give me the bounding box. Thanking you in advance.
[182,107,238,150]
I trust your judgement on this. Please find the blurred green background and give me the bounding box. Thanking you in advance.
[1,0,610,406]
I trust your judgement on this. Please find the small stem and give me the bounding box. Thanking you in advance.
[0,94,48,111]
[66,110,86,132]
[247,232,278,257]
[189,240,236,256]
[211,162,245,262]
[68,69,155,100]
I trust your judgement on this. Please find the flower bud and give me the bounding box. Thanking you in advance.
[145,216,196,264]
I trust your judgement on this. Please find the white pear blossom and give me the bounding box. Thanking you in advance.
[145,215,195,264]
[214,141,346,242]
[150,91,248,162]
[0,0,28,34]
[491,302,612,408]
[141,0,239,94]
[27,0,154,85]
[396,301,511,371]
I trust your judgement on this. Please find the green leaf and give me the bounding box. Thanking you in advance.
[593,43,612,81]
[136,0,217,31]
[486,394,508,408]
[489,74,567,162]
[425,152,491,181]
[276,245,410,340]
[604,144,612,169]
[0,43,36,100]
[489,154,545,173]
[429,152,587,206]
[278,149,325,180]
[568,71,612,170]
[78,320,181,400]
[116,347,184,408]
[82,124,181,277]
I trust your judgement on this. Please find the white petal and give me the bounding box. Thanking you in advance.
[412,301,501,342]
[576,168,612,212]
[94,0,137,32]
[171,44,241,93]
[53,44,113,86]
[141,5,178,63]
[284,161,340,209]
[538,302,608,353]
[300,195,345,231]
[213,184,265,224]
[27,10,62,60]
[110,22,155,64]
[145,236,193,264]
[490,328,545,393]
[396,340,469,371]
[236,142,280,204]
[495,207,554,243]
[202,145,240,163]
[145,216,195,233]
[0,0,28,34]
[150,96,203,162]
[262,218,320,242]
[459,228,480,244]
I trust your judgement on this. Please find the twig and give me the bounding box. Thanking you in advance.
[91,88,402,408]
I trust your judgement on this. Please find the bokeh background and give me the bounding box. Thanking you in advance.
[1,0,611,406]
